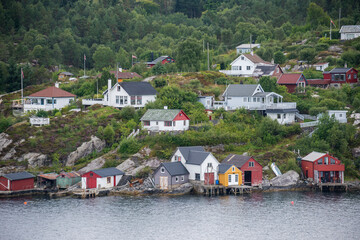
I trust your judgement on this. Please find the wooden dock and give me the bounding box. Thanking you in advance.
[318,183,348,192]
[202,185,253,196]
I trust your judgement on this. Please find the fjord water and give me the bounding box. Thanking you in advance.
[1,192,359,240]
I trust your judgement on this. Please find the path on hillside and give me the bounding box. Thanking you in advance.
[142,76,156,82]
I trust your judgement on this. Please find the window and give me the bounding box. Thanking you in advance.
[124,96,128,104]
[331,158,335,164]
[107,177,111,183]
[333,74,345,81]
[131,96,136,105]
[235,174,238,182]
[116,96,120,104]
[120,96,124,105]
[143,121,150,126]
[184,120,186,125]
[161,167,165,173]
[354,74,357,79]
[207,163,212,168]
[137,96,142,105]
[253,97,256,102]
[348,74,351,79]
[239,66,242,70]
[47,99,56,104]
[117,86,121,91]
[324,157,328,165]
[165,121,172,126]
[276,68,279,73]
[228,175,232,182]
[90,173,93,177]
[181,176,184,181]
[195,173,200,180]
[175,177,179,182]
[243,97,247,102]
[339,114,342,117]
[232,166,235,172]
[178,156,181,162]
[249,162,254,167]
[277,114,281,119]
[283,114,286,119]
[318,159,322,165]
[246,66,251,70]
[241,56,244,60]
[173,121,176,126]
[156,121,158,125]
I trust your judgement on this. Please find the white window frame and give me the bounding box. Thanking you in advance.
[161,167,165,173]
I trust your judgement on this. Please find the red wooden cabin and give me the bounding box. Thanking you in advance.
[277,73,307,93]
[81,167,124,189]
[222,154,263,186]
[0,172,35,191]
[323,67,358,86]
[301,151,345,184]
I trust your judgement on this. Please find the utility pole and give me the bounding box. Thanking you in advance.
[339,8,341,29]
[250,34,252,49]
[330,20,332,40]
[21,68,23,105]
[207,42,210,71]
[203,40,205,52]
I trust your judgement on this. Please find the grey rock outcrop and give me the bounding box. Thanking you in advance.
[117,159,136,173]
[270,170,300,187]
[66,136,105,166]
[0,133,12,154]
[19,153,49,168]
[2,139,25,161]
[80,157,106,172]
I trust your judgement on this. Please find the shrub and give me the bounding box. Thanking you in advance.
[135,166,152,179]
[309,106,327,116]
[36,110,48,117]
[118,138,141,154]
[154,78,167,88]
[103,125,115,145]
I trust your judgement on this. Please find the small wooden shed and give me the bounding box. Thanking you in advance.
[154,162,189,190]
[56,171,82,189]
[218,164,242,187]
[0,172,35,191]
[81,168,124,189]
[37,173,58,189]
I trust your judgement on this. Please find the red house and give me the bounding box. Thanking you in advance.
[222,154,263,186]
[81,167,124,189]
[146,56,175,68]
[323,67,358,87]
[0,172,35,191]
[301,151,345,184]
[277,73,307,93]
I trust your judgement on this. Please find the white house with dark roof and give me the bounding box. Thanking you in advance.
[81,167,124,189]
[153,162,189,189]
[219,53,272,77]
[24,83,76,112]
[198,84,298,124]
[82,80,157,108]
[339,25,360,40]
[236,43,261,54]
[171,146,219,184]
[140,108,190,132]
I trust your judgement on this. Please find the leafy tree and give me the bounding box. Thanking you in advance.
[152,62,167,75]
[93,45,115,70]
[306,3,330,29]
[176,38,202,72]
[299,48,316,63]
[103,125,115,145]
[259,76,277,92]
[274,51,286,64]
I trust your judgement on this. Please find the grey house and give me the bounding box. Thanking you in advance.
[154,162,189,190]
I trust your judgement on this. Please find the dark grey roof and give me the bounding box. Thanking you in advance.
[140,109,181,121]
[161,162,189,176]
[187,151,211,165]
[329,68,351,74]
[92,168,124,177]
[146,56,169,65]
[223,84,259,97]
[254,65,276,75]
[222,154,252,169]
[3,172,34,180]
[119,82,157,96]
[218,164,233,174]
[339,25,360,33]
[178,146,205,160]
[266,108,298,113]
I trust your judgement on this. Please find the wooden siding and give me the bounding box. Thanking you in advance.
[218,165,243,187]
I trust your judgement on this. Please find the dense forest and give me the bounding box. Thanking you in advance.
[0,0,360,93]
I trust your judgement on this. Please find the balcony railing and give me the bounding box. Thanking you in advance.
[266,102,297,109]
[30,117,50,126]
[82,98,105,106]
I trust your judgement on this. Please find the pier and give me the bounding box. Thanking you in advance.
[317,183,348,192]
[202,185,253,196]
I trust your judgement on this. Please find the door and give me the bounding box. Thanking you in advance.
[160,176,168,190]
[87,176,97,189]
[204,173,214,185]
[228,174,239,186]
[244,171,252,186]
[41,99,44,105]
[324,172,330,183]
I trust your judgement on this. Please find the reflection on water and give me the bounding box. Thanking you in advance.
[0,192,359,240]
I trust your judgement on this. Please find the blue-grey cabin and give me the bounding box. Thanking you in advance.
[154,162,189,190]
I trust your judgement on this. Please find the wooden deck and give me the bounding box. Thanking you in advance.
[202,184,253,196]
[318,183,348,192]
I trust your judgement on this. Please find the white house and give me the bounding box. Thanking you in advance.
[198,84,298,125]
[219,53,272,77]
[171,146,219,184]
[339,25,360,40]
[81,167,124,189]
[313,62,329,72]
[140,108,190,132]
[82,80,157,108]
[318,110,348,123]
[24,83,76,112]
[236,43,261,54]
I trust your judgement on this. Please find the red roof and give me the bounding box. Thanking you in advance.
[307,79,331,85]
[277,73,303,84]
[29,86,76,98]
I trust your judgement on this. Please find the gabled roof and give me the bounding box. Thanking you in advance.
[222,154,253,169]
[140,109,189,121]
[109,71,142,79]
[2,171,34,181]
[236,44,260,49]
[329,68,351,74]
[38,173,58,180]
[186,151,211,165]
[119,82,157,96]
[177,146,205,160]
[222,84,262,97]
[302,151,326,162]
[277,73,303,85]
[339,25,360,33]
[243,53,271,64]
[57,171,82,178]
[146,56,171,65]
[161,162,189,176]
[253,65,277,76]
[92,167,124,177]
[28,86,76,98]
[218,164,233,174]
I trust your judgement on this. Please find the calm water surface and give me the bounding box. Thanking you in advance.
[0,191,359,240]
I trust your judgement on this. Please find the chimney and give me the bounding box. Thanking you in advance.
[119,68,122,72]
[108,79,112,91]
[164,106,168,109]
[55,82,59,88]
